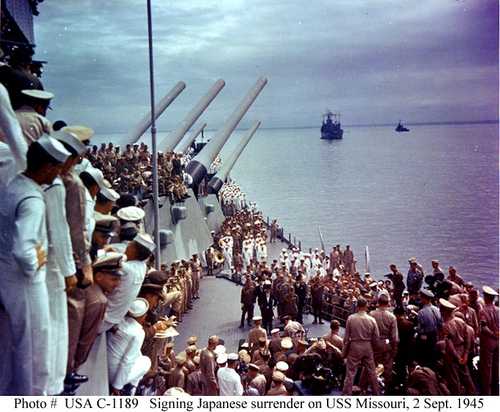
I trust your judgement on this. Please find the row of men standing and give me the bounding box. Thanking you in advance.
[0,84,163,395]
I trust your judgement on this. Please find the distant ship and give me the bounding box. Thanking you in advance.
[321,111,343,140]
[395,121,410,132]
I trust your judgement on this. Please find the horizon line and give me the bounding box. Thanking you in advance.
[96,119,499,135]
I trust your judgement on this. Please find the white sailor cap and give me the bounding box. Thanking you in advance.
[227,352,239,361]
[21,89,54,101]
[73,157,91,174]
[281,337,293,349]
[369,281,378,288]
[482,286,499,296]
[134,232,156,252]
[100,179,120,202]
[252,315,262,321]
[37,134,71,163]
[82,167,106,189]
[53,130,87,155]
[271,328,280,335]
[216,353,228,364]
[128,298,149,317]
[439,298,456,311]
[214,345,226,356]
[62,125,94,142]
[276,361,289,372]
[117,206,145,222]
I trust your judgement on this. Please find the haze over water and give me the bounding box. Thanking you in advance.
[98,122,498,286]
[229,123,499,286]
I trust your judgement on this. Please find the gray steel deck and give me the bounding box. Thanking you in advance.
[173,239,332,352]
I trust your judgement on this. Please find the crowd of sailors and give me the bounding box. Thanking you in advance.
[0,68,208,396]
[86,143,191,203]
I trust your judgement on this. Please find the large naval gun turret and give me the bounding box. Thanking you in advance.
[186,77,268,188]
[207,120,261,194]
[139,78,267,266]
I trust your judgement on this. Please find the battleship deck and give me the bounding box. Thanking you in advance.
[175,238,333,352]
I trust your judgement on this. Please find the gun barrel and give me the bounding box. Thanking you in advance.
[207,121,261,194]
[186,77,267,186]
[130,81,186,144]
[160,79,225,152]
[174,122,207,154]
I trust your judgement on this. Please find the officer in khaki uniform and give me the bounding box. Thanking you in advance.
[66,253,124,388]
[369,294,399,391]
[479,286,499,395]
[247,316,267,353]
[342,298,380,395]
[199,336,219,395]
[439,298,475,395]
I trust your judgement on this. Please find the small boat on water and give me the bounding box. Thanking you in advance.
[321,110,343,140]
[395,121,410,132]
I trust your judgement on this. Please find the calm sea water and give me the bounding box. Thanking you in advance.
[96,123,499,286]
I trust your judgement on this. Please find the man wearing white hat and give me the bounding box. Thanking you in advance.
[479,286,499,395]
[217,353,243,396]
[15,89,53,143]
[61,126,95,288]
[80,167,108,244]
[0,135,70,395]
[100,233,155,333]
[94,180,120,216]
[107,298,151,396]
[43,129,87,394]
[117,206,145,225]
[116,205,146,233]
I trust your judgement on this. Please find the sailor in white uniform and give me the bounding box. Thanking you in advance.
[43,130,87,394]
[0,135,70,395]
[256,240,268,263]
[220,234,234,272]
[79,167,108,245]
[217,353,244,396]
[0,84,27,189]
[107,298,152,395]
[100,233,155,333]
[242,237,253,271]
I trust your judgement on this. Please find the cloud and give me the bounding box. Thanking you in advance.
[34,0,498,134]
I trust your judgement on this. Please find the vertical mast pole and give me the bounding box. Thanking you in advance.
[147,0,161,269]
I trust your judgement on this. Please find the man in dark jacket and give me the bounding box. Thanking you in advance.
[310,275,325,324]
[294,274,308,324]
[258,282,275,334]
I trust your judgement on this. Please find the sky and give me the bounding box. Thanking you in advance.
[34,0,499,133]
